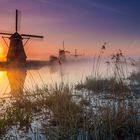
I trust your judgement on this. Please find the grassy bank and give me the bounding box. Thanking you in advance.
[0,80,140,139]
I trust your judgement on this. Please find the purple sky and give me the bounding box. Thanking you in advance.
[0,0,140,59]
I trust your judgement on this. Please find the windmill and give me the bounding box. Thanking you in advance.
[0,9,43,64]
[59,41,70,62]
[71,49,83,58]
[49,55,61,65]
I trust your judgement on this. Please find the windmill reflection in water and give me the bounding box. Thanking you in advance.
[0,9,46,98]
[7,67,26,97]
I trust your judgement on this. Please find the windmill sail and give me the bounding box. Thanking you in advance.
[0,32,12,36]
[16,9,18,32]
[21,34,43,38]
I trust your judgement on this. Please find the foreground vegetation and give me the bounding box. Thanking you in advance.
[0,49,140,140]
[0,80,140,140]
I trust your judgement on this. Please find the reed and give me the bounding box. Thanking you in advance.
[0,81,140,139]
[0,51,140,139]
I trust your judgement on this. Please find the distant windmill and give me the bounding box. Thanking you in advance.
[71,49,83,58]
[59,41,70,62]
[0,9,43,64]
[49,55,61,65]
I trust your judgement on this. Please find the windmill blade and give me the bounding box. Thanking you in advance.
[71,54,82,57]
[63,41,65,50]
[65,51,70,53]
[16,9,18,32]
[77,54,83,57]
[21,34,44,38]
[15,9,21,32]
[2,36,9,48]
[75,49,77,55]
[0,32,12,36]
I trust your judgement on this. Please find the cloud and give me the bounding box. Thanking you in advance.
[34,0,64,8]
[86,0,123,15]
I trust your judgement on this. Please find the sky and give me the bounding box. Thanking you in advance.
[0,0,140,60]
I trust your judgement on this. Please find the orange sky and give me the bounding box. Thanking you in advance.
[0,36,139,61]
[0,0,140,61]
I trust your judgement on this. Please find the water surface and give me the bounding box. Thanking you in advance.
[0,58,135,97]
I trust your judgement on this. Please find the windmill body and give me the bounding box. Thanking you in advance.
[59,49,66,61]
[59,41,70,62]
[7,32,27,62]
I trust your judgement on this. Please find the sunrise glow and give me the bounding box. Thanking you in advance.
[0,71,6,79]
[0,0,139,59]
[0,46,6,61]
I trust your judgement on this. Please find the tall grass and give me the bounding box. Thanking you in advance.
[0,50,140,139]
[0,81,139,139]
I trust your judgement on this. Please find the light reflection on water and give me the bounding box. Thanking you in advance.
[0,59,138,139]
[0,59,135,97]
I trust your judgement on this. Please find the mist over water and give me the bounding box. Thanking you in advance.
[0,57,136,97]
